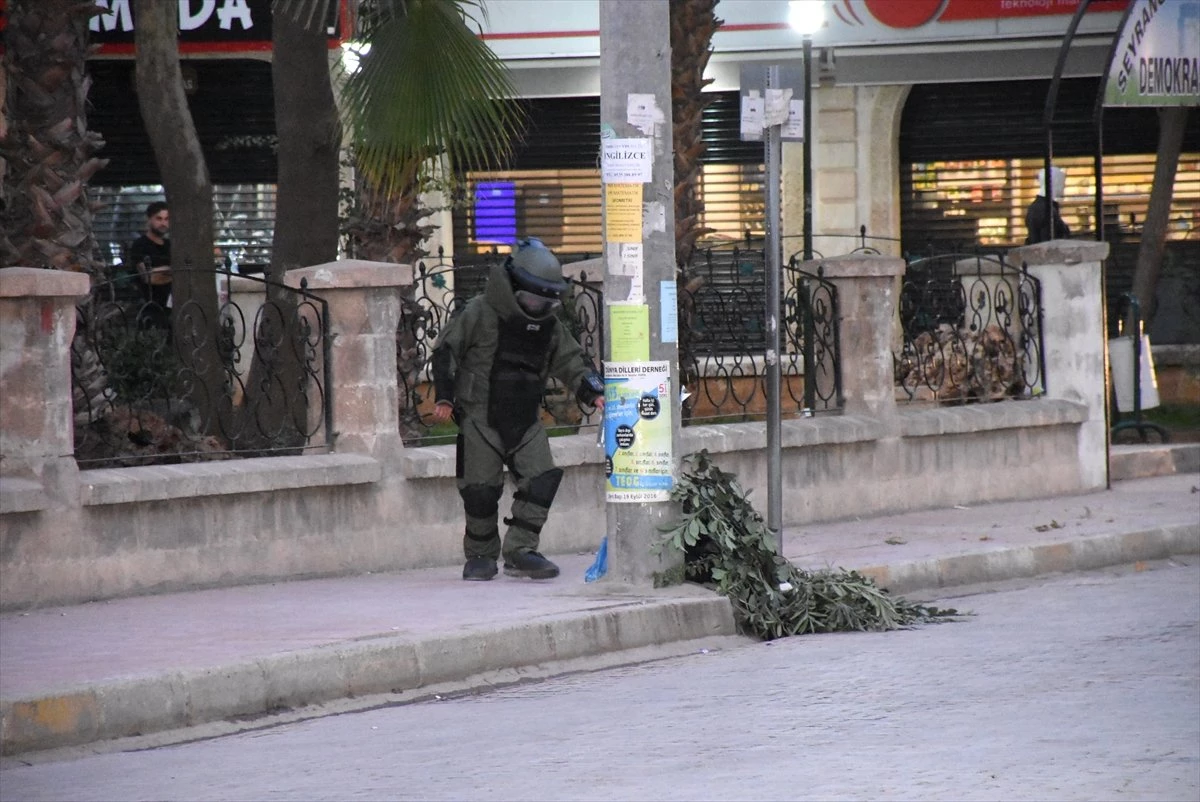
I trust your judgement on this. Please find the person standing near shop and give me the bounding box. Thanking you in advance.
[1025,166,1070,244]
[430,238,605,582]
[128,201,173,310]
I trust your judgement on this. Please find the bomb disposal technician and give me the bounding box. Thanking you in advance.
[430,238,605,581]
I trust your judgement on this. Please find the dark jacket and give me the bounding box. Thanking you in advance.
[1025,196,1070,245]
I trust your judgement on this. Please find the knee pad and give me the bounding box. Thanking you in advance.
[460,483,502,519]
[515,468,564,509]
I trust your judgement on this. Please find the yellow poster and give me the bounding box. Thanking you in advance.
[609,304,650,362]
[605,182,642,243]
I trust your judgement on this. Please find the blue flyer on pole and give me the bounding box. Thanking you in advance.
[603,361,673,503]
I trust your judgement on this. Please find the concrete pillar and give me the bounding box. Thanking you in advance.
[285,260,411,463]
[804,254,905,425]
[1010,240,1109,490]
[0,267,90,502]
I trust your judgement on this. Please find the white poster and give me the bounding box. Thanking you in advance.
[601,138,653,184]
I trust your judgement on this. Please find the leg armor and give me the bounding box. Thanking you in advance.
[460,483,503,559]
[502,467,563,556]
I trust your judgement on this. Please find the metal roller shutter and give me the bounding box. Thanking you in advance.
[898,78,1200,254]
[899,77,1200,341]
[86,59,280,272]
[452,91,765,257]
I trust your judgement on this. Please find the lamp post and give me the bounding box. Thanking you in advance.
[789,1,824,261]
[761,1,824,548]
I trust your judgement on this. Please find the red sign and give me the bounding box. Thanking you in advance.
[840,0,1128,28]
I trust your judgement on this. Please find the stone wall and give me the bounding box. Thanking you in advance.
[0,246,1109,610]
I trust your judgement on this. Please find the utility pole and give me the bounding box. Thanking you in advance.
[598,0,682,586]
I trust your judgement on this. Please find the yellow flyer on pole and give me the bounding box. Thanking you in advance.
[604,183,642,243]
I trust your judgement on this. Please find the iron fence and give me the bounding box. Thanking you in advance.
[893,251,1045,404]
[677,243,842,421]
[397,242,843,444]
[71,265,332,467]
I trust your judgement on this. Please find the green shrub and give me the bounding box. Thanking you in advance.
[657,450,961,640]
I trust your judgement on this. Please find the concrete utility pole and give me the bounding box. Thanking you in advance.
[598,0,682,585]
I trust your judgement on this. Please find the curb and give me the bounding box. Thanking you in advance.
[4,523,1198,757]
[1109,443,1200,482]
[0,595,737,756]
[859,523,1200,597]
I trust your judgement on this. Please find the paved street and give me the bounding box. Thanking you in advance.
[2,561,1197,802]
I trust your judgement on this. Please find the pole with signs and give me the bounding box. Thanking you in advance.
[739,63,805,551]
[598,0,681,586]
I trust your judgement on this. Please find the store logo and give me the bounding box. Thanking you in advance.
[834,0,1128,28]
[835,0,946,28]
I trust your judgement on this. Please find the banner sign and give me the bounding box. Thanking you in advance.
[475,0,1131,58]
[1102,0,1200,107]
[604,361,673,503]
[79,0,349,55]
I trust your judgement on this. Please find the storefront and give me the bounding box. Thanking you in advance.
[84,0,347,272]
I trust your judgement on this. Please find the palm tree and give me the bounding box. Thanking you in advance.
[277,0,524,264]
[670,0,722,269]
[275,0,524,438]
[1,0,108,273]
[1,0,111,426]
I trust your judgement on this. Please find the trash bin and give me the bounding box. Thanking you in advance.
[1109,333,1160,413]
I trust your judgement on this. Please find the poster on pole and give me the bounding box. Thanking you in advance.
[603,361,673,503]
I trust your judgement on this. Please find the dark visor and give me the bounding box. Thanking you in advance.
[509,264,567,299]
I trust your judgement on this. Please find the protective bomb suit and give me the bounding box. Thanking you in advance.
[430,239,604,581]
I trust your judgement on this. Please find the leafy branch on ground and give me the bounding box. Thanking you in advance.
[656,450,961,641]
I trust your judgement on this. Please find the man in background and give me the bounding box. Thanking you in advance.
[128,201,172,309]
[1025,166,1070,245]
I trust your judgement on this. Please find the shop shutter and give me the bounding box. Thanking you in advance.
[91,184,278,273]
[898,77,1200,339]
[898,77,1199,255]
[452,91,765,257]
[86,59,280,272]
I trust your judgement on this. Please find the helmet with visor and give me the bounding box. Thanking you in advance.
[506,238,568,317]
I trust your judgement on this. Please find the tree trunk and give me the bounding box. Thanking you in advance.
[1130,106,1187,330]
[669,0,722,421]
[269,9,340,278]
[1,0,111,432]
[133,0,223,435]
[670,0,721,269]
[1,0,108,272]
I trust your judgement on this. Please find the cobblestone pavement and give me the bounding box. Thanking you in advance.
[2,561,1197,802]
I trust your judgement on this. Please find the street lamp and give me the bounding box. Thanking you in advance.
[788,1,825,261]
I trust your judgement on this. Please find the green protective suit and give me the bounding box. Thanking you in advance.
[431,263,601,561]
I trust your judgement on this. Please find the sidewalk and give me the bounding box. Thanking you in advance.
[2,446,1197,757]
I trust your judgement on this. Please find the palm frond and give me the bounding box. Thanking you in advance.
[341,0,523,193]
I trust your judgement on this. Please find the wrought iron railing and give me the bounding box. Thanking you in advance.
[677,244,842,421]
[395,242,844,444]
[893,252,1044,404]
[71,265,332,467]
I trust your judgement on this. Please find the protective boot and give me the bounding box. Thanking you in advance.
[463,556,498,581]
[502,550,560,579]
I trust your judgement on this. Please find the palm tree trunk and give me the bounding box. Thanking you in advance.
[133,0,224,437]
[1,0,111,432]
[670,0,722,420]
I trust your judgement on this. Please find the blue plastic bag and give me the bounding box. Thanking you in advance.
[584,536,608,582]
